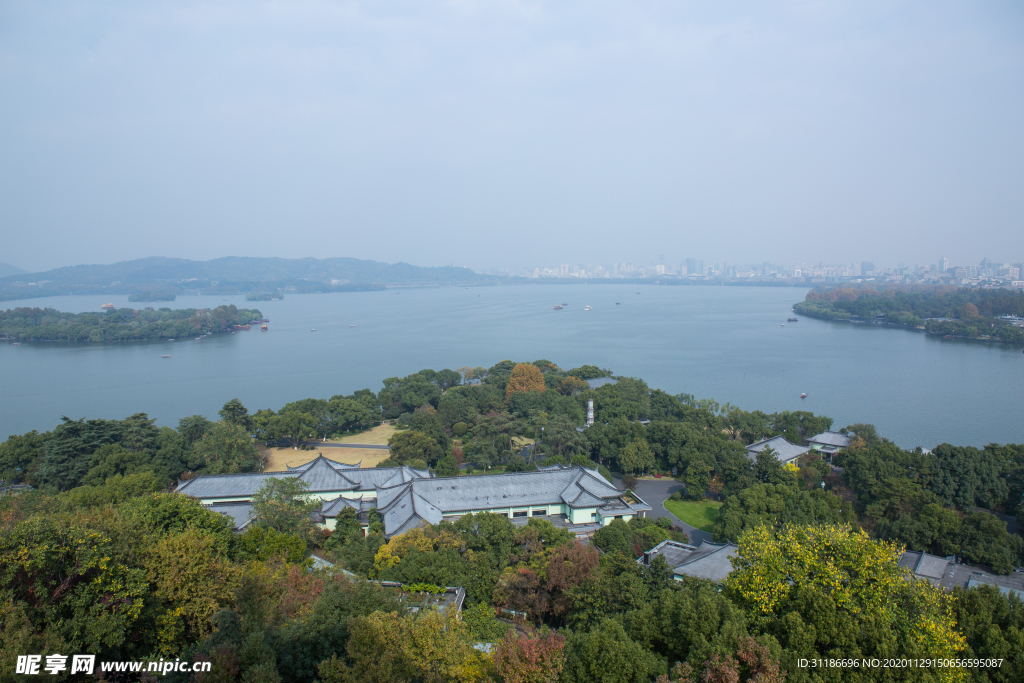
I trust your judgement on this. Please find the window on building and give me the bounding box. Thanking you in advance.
[591,512,597,519]
[532,510,545,516]
[615,515,623,520]
[512,511,528,518]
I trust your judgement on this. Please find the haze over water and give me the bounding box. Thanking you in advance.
[1,285,1021,449]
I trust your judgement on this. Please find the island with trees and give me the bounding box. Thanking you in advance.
[1,359,1022,682]
[246,291,285,301]
[794,286,1024,345]
[0,303,263,342]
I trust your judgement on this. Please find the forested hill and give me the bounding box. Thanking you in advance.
[0,256,496,301]
[0,261,26,278]
[0,304,262,342]
[794,286,1024,345]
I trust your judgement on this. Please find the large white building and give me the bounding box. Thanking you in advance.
[177,456,651,538]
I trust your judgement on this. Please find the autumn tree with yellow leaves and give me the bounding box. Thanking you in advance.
[727,524,968,683]
[317,611,490,683]
[505,363,546,402]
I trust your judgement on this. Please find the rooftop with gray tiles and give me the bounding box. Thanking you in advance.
[745,436,810,464]
[640,539,739,583]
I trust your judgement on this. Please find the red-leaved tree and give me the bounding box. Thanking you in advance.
[493,630,566,683]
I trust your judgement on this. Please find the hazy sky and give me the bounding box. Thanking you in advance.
[1,1,1022,273]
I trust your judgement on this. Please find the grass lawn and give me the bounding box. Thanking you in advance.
[663,499,723,533]
[333,423,398,445]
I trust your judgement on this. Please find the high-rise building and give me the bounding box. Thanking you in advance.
[939,257,949,272]
[861,261,875,276]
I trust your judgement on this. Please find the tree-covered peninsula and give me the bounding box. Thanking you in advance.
[0,304,262,342]
[2,359,1022,682]
[794,286,1024,345]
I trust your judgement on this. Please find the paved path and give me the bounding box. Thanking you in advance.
[302,442,389,449]
[616,477,714,544]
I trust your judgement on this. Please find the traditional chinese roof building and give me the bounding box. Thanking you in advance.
[638,539,739,583]
[744,436,809,466]
[178,456,649,539]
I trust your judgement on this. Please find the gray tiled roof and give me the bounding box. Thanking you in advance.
[379,487,445,537]
[181,461,644,540]
[391,467,624,514]
[177,471,297,498]
[899,551,1024,597]
[376,466,645,537]
[807,431,852,448]
[176,456,431,499]
[745,436,809,464]
[642,540,738,583]
[321,496,377,517]
[321,496,360,515]
[898,551,950,582]
[346,466,431,490]
[300,457,362,491]
[966,576,1022,599]
[204,501,255,530]
[288,455,362,470]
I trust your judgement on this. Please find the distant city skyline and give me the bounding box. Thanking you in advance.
[476,254,1024,287]
[3,252,1022,287]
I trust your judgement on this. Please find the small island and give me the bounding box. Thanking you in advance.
[0,303,263,343]
[246,291,285,301]
[794,286,1024,345]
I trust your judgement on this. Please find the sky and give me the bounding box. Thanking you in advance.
[1,0,1022,274]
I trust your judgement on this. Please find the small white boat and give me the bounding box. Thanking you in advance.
[584,306,592,311]
[349,325,355,327]
[801,393,807,399]
[161,355,171,358]
[311,329,317,332]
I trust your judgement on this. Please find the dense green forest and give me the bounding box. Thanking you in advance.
[793,287,1024,345]
[2,360,1023,682]
[0,304,262,342]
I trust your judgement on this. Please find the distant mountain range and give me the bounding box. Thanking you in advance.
[0,262,27,278]
[0,256,497,302]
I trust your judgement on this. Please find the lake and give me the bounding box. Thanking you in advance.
[1,285,1021,449]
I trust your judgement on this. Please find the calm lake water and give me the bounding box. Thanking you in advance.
[1,285,1022,449]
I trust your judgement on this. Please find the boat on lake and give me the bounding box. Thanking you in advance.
[801,393,807,398]
[788,318,798,322]
[553,305,563,310]
[584,306,592,311]
[162,355,171,358]
[101,303,115,309]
